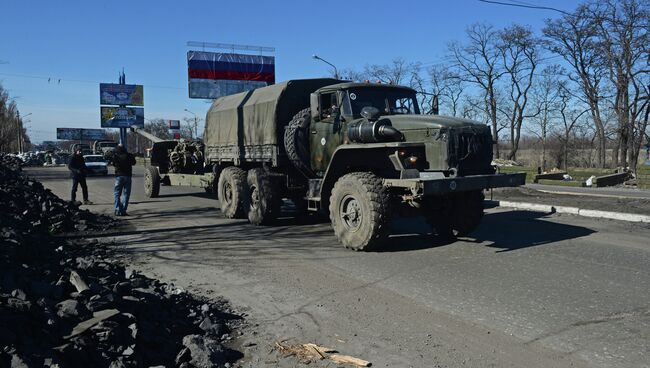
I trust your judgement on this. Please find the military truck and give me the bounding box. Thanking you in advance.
[142,78,525,250]
[93,140,118,155]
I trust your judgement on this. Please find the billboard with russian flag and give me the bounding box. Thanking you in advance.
[187,51,275,99]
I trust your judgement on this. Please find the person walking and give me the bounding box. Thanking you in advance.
[68,148,92,205]
[111,144,136,216]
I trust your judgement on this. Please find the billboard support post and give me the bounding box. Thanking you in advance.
[119,70,127,146]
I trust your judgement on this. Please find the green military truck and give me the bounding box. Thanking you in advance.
[143,78,525,250]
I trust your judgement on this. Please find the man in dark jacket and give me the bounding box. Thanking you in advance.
[111,144,136,216]
[68,148,92,204]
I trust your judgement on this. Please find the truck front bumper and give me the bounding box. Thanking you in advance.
[383,172,526,197]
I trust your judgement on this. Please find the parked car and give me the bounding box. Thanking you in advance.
[83,155,109,176]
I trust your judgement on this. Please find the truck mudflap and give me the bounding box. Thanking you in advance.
[383,172,526,197]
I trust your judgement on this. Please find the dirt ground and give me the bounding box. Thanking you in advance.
[491,186,650,215]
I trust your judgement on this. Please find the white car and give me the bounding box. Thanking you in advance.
[83,155,109,176]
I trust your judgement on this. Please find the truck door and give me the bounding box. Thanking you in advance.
[310,91,344,174]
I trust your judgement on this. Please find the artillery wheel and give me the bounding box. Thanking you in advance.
[144,166,160,198]
[247,168,281,226]
[284,108,314,178]
[329,172,391,251]
[217,166,248,219]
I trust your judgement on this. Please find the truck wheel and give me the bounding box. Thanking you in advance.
[329,172,391,251]
[284,108,314,178]
[247,168,282,226]
[218,167,248,219]
[247,168,281,225]
[451,191,484,236]
[144,166,160,198]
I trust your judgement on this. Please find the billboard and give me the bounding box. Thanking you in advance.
[57,128,106,140]
[101,107,144,128]
[168,120,180,129]
[100,83,144,106]
[187,51,275,99]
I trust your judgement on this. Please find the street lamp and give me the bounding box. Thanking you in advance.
[312,54,339,79]
[18,113,32,153]
[184,109,199,139]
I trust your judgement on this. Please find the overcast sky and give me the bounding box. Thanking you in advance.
[0,0,581,142]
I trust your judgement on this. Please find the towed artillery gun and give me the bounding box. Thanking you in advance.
[140,79,526,250]
[129,127,210,195]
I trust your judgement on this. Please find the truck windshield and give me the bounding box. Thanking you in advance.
[344,88,420,117]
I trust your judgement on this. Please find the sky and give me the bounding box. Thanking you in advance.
[0,0,581,143]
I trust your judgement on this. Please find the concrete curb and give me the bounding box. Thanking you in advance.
[486,200,650,223]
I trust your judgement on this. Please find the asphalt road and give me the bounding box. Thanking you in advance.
[29,166,650,368]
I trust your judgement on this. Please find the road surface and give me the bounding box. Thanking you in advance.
[28,166,650,368]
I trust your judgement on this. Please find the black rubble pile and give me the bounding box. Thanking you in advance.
[0,156,243,367]
[1,155,23,172]
[1,154,116,237]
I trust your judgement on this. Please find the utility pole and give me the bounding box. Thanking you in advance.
[18,113,32,153]
[184,109,200,139]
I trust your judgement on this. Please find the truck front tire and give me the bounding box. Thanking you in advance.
[218,167,248,219]
[247,168,281,225]
[329,172,391,251]
[144,166,160,198]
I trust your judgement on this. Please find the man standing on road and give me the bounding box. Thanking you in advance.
[68,148,92,205]
[111,144,136,216]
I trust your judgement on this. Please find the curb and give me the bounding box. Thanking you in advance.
[486,200,650,223]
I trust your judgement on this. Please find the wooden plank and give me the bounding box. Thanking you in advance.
[328,354,372,367]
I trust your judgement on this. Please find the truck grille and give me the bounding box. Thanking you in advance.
[447,130,494,176]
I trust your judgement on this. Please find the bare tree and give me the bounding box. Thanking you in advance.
[0,83,27,153]
[558,83,590,170]
[449,23,505,156]
[498,24,541,161]
[592,0,650,167]
[544,4,609,167]
[527,66,563,170]
[428,66,465,116]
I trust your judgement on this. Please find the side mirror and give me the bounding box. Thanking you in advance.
[310,93,320,121]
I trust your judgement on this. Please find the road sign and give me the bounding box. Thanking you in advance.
[100,83,144,106]
[101,107,145,128]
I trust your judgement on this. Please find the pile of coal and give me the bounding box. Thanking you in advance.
[1,153,115,239]
[1,154,24,172]
[0,156,243,367]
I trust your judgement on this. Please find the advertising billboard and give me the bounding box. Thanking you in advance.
[187,51,275,99]
[57,128,106,140]
[168,120,181,129]
[101,107,144,128]
[100,83,144,106]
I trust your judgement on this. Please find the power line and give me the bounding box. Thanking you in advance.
[478,0,570,15]
[0,72,184,90]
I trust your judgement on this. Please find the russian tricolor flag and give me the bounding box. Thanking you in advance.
[187,51,275,84]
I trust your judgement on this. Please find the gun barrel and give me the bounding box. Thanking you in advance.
[130,126,165,143]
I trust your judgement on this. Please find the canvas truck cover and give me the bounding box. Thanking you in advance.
[204,79,340,149]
